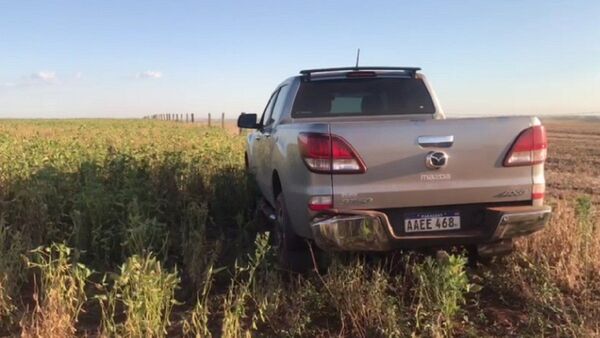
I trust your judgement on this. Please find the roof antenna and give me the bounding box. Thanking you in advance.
[355,48,360,68]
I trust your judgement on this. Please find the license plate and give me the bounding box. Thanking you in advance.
[404,211,461,233]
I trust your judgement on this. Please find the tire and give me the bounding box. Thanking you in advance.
[273,193,314,273]
[252,198,271,232]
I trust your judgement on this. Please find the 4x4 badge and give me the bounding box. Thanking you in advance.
[494,189,526,198]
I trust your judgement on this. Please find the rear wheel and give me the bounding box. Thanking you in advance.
[273,193,314,273]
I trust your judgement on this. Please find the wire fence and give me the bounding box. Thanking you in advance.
[143,113,244,134]
[143,112,229,129]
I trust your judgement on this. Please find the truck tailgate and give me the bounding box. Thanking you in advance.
[330,116,536,209]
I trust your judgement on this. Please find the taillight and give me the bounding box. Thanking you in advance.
[308,195,333,211]
[504,125,548,167]
[298,132,366,174]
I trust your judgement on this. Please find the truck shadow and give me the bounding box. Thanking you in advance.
[0,152,258,273]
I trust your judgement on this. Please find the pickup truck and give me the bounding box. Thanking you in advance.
[237,66,551,270]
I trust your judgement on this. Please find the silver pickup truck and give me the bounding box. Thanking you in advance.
[238,67,551,270]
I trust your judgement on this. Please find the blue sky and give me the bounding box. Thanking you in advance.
[0,1,598,118]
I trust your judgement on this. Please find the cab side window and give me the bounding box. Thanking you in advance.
[268,85,290,126]
[259,89,280,128]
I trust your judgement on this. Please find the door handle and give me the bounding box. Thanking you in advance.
[418,135,454,148]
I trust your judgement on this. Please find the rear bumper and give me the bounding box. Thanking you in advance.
[310,205,551,252]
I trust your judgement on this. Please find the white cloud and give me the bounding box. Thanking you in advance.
[31,71,58,83]
[0,71,62,89]
[136,70,163,79]
[74,71,83,79]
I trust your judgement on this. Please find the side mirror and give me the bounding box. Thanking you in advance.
[237,113,258,129]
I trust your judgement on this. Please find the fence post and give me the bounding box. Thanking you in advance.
[208,113,211,127]
[221,112,225,129]
[191,113,194,123]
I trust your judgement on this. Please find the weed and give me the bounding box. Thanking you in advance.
[0,217,26,326]
[182,264,226,338]
[221,233,270,338]
[411,254,470,337]
[576,196,595,272]
[181,201,219,290]
[122,199,168,259]
[317,258,405,337]
[21,243,91,338]
[97,253,180,337]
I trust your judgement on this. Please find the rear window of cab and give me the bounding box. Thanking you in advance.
[291,77,436,118]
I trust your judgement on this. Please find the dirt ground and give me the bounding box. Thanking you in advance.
[543,117,600,207]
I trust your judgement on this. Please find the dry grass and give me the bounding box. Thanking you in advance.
[20,244,91,338]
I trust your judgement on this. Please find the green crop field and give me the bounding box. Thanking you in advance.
[0,119,598,337]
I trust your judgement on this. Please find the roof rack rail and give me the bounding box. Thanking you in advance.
[299,66,421,79]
